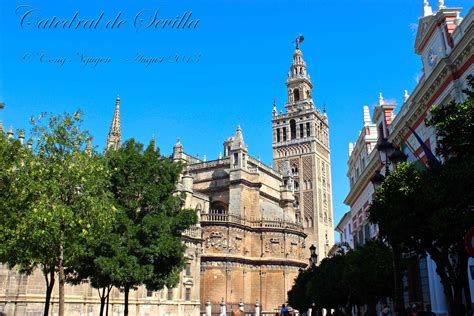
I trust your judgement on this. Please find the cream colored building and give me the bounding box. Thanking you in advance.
[272,43,335,261]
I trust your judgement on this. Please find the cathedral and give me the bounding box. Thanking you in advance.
[0,41,334,316]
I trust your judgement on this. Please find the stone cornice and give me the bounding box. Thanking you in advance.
[201,255,308,268]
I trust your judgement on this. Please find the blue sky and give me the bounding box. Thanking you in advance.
[1,0,471,228]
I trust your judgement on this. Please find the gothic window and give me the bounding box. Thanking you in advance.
[306,122,311,137]
[294,181,299,192]
[283,127,287,141]
[276,128,281,142]
[233,153,238,167]
[299,124,304,138]
[294,89,300,101]
[290,119,297,140]
[291,164,298,176]
[167,288,173,300]
[185,288,191,301]
[146,289,153,297]
[185,262,191,276]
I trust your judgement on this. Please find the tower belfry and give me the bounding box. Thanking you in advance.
[272,38,334,261]
[106,95,122,151]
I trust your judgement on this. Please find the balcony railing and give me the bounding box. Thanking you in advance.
[201,213,303,231]
[182,225,201,239]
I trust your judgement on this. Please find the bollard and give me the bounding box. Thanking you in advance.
[220,298,226,316]
[205,299,212,316]
[255,300,260,316]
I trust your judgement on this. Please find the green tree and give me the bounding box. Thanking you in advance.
[0,112,114,316]
[288,269,314,313]
[103,139,197,316]
[369,76,474,315]
[345,241,393,316]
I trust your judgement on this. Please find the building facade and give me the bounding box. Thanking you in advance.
[0,43,331,315]
[173,126,307,315]
[272,44,335,261]
[343,1,473,313]
[334,211,354,250]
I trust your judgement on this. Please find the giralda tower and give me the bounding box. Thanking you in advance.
[271,38,334,261]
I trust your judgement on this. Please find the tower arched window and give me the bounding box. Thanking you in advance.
[276,128,281,142]
[290,119,296,140]
[291,164,298,176]
[294,181,299,192]
[293,89,300,101]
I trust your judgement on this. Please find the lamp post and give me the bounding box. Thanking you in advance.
[371,138,407,316]
[309,244,318,272]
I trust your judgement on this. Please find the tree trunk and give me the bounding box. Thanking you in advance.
[124,286,129,316]
[105,287,110,316]
[99,288,106,316]
[43,269,55,316]
[368,301,377,316]
[58,227,65,316]
[392,246,404,316]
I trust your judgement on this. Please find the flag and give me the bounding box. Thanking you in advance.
[408,126,441,167]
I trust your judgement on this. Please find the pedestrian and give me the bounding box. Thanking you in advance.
[381,305,392,316]
[424,304,435,316]
[280,304,289,316]
[408,304,418,316]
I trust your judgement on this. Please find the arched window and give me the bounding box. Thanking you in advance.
[291,164,298,176]
[294,181,299,192]
[276,128,281,142]
[293,89,300,101]
[290,119,296,140]
[210,201,227,215]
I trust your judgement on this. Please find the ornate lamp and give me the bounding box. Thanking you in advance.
[370,170,385,190]
[389,147,408,167]
[376,138,394,170]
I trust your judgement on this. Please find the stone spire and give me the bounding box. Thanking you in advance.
[422,0,433,17]
[272,99,277,117]
[18,130,25,145]
[106,95,122,151]
[438,0,445,9]
[231,124,247,151]
[363,105,371,126]
[7,126,14,139]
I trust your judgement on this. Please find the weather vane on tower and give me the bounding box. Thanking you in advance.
[294,34,305,49]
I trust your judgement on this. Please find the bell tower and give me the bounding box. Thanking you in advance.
[272,38,334,261]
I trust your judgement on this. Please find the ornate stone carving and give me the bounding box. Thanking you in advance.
[229,236,243,253]
[205,231,227,250]
[264,238,283,254]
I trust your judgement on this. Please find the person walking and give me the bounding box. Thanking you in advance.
[280,304,289,316]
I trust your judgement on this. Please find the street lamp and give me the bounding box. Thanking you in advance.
[373,138,408,181]
[370,137,408,316]
[369,170,385,190]
[309,244,317,271]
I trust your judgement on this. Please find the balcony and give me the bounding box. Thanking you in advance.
[201,212,304,232]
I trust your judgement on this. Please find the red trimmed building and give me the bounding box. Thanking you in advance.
[343,1,473,313]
